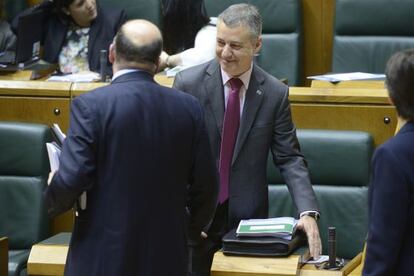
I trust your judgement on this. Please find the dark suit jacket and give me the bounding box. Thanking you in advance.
[363,121,414,276]
[174,60,319,229]
[44,71,218,276]
[13,2,126,75]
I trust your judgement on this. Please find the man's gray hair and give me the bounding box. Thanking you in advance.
[218,3,262,40]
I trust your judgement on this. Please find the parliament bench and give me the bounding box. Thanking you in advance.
[0,122,52,276]
[267,129,374,259]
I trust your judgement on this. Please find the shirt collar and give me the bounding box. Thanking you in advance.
[220,63,253,89]
[112,69,140,81]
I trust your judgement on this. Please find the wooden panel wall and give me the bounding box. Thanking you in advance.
[302,0,335,85]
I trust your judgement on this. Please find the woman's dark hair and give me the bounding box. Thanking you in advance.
[386,48,414,121]
[162,0,209,54]
[52,0,76,22]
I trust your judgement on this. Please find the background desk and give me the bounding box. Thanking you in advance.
[289,86,396,147]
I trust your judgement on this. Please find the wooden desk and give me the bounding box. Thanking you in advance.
[0,237,7,276]
[299,253,362,276]
[289,87,396,147]
[70,73,174,97]
[27,234,363,276]
[211,251,300,276]
[212,251,362,276]
[0,80,71,131]
[28,233,70,276]
[311,80,385,89]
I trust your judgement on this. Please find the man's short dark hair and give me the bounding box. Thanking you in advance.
[115,27,162,65]
[386,48,414,121]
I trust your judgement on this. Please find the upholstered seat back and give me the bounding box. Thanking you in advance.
[205,0,302,85]
[267,129,374,259]
[332,0,414,73]
[0,122,52,276]
[99,0,162,26]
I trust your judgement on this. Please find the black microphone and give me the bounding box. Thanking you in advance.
[100,49,108,82]
[328,226,337,269]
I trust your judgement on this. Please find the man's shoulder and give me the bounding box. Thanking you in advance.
[176,60,215,81]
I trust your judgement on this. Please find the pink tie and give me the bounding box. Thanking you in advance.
[218,78,243,203]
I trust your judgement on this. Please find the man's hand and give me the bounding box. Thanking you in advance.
[158,51,169,72]
[297,215,322,259]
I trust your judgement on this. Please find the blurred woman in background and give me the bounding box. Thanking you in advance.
[13,0,126,75]
[0,0,16,53]
[160,0,216,70]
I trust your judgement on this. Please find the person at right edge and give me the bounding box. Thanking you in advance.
[173,4,321,276]
[363,49,414,276]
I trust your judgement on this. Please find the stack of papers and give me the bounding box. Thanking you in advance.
[46,123,87,210]
[307,72,385,82]
[47,71,100,82]
[46,142,61,173]
[236,217,297,240]
[51,123,66,145]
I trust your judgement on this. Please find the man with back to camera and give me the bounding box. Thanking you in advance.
[44,19,218,276]
[363,49,414,276]
[173,4,322,275]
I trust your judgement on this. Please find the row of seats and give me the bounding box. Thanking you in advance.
[7,0,414,85]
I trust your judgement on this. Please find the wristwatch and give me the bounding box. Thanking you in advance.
[302,211,320,221]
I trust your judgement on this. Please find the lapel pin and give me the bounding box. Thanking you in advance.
[256,90,262,95]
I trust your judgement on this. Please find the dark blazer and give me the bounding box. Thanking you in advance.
[44,71,218,276]
[13,2,126,75]
[174,60,319,229]
[363,121,414,276]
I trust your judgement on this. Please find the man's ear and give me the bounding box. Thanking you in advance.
[108,43,115,64]
[154,56,161,73]
[253,36,262,55]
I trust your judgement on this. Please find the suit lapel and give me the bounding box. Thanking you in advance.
[232,66,265,164]
[205,61,225,136]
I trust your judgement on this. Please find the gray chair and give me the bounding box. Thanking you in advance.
[99,0,162,26]
[0,122,52,276]
[267,129,374,259]
[332,0,414,73]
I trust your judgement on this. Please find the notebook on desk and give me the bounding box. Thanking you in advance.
[0,10,44,71]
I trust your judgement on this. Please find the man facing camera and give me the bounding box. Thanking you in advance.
[363,49,414,276]
[174,4,321,275]
[44,20,218,276]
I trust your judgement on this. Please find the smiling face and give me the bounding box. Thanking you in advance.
[66,0,97,27]
[215,20,262,77]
